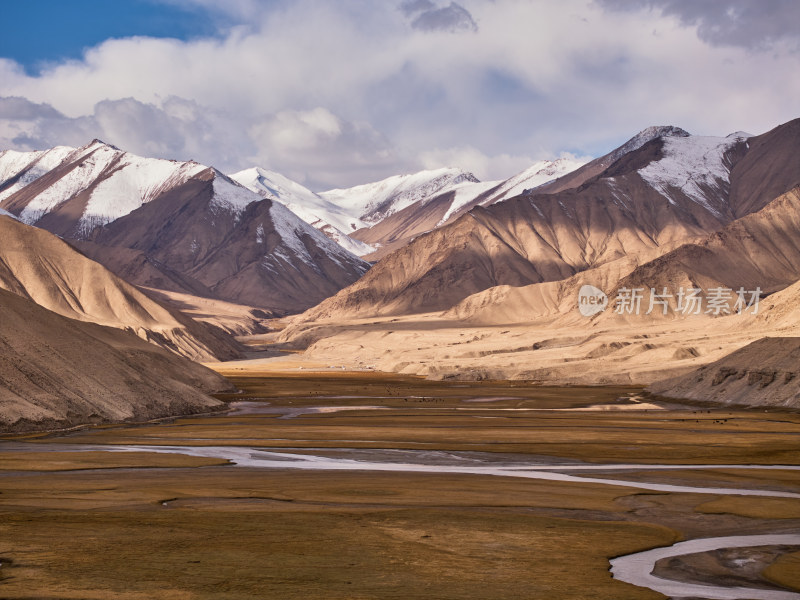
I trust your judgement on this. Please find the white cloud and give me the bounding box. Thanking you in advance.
[248,107,401,187]
[0,0,798,189]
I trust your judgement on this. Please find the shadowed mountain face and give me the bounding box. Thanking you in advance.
[609,187,800,302]
[82,170,370,311]
[0,287,232,433]
[443,186,800,327]
[0,215,242,361]
[297,119,800,320]
[0,141,369,313]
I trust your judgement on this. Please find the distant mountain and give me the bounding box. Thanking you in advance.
[0,140,206,238]
[321,167,479,226]
[231,166,482,258]
[532,126,691,195]
[0,145,78,205]
[0,214,241,361]
[233,158,588,261]
[350,158,586,259]
[291,120,800,321]
[436,156,590,223]
[229,167,375,256]
[0,287,231,433]
[0,141,369,313]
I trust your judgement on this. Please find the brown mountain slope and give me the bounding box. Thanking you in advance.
[754,278,800,330]
[0,288,231,433]
[0,215,241,361]
[447,186,800,326]
[84,174,369,311]
[294,120,799,321]
[0,141,370,313]
[442,242,694,325]
[69,241,218,298]
[648,337,800,408]
[607,187,800,312]
[729,118,800,217]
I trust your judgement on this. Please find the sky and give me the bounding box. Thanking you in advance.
[0,0,798,190]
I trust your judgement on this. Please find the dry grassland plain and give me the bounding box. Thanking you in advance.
[1,373,799,599]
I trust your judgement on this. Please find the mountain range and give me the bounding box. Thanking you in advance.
[274,118,800,407]
[0,141,369,313]
[0,139,590,314]
[2,117,800,428]
[290,125,775,321]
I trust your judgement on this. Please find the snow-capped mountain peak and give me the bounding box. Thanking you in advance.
[209,170,261,216]
[321,167,479,225]
[230,167,376,256]
[0,139,372,314]
[0,146,76,203]
[433,157,587,226]
[637,131,751,214]
[607,125,691,166]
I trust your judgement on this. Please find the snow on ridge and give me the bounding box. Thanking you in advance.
[232,167,377,256]
[231,166,370,236]
[268,201,368,272]
[315,223,376,256]
[501,156,587,197]
[637,133,748,212]
[435,157,587,226]
[81,154,206,234]
[320,167,478,224]
[209,173,262,216]
[18,144,122,226]
[2,139,212,233]
[0,146,76,203]
[607,125,691,166]
[235,167,320,205]
[436,180,502,226]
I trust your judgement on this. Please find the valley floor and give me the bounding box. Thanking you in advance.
[239,308,797,386]
[0,374,799,599]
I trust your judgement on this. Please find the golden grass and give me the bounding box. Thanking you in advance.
[0,450,228,471]
[3,374,800,598]
[55,407,800,466]
[0,467,675,600]
[764,550,800,590]
[696,496,800,520]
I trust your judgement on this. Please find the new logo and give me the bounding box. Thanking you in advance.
[578,285,608,317]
